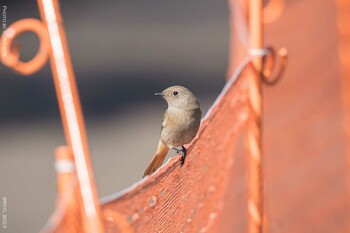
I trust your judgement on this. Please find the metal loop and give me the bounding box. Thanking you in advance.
[0,18,50,75]
[261,46,288,86]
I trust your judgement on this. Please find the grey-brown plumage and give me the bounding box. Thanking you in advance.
[143,86,202,177]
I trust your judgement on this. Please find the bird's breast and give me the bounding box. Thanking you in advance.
[160,108,201,147]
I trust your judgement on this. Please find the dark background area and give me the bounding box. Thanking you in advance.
[0,0,229,120]
[0,0,229,232]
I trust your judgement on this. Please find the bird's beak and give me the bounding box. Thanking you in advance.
[154,92,164,96]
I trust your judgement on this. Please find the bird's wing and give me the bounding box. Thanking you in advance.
[161,110,168,132]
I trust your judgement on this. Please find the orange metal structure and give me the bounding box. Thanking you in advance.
[246,1,265,232]
[36,1,104,231]
[0,18,49,75]
[3,0,350,232]
[1,0,104,232]
[336,0,350,158]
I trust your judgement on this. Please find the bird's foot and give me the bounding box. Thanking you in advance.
[174,146,187,166]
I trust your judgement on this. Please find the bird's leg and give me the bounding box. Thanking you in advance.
[173,146,187,166]
[180,146,187,166]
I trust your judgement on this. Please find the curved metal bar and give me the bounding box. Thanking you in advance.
[247,1,264,233]
[261,47,288,86]
[37,0,104,231]
[1,18,50,75]
[0,1,104,231]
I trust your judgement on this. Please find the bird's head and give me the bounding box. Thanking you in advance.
[155,86,200,109]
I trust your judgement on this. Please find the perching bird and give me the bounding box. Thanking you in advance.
[143,86,202,177]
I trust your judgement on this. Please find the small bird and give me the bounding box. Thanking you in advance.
[143,86,202,177]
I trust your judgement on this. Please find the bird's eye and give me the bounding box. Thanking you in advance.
[172,91,178,96]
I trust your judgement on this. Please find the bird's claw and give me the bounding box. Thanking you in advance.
[174,146,187,166]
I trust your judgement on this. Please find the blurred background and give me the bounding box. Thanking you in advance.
[0,0,229,232]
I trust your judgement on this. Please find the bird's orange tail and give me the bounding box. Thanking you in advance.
[143,140,169,177]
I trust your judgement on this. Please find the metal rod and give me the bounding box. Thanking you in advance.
[247,0,264,233]
[37,0,104,232]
